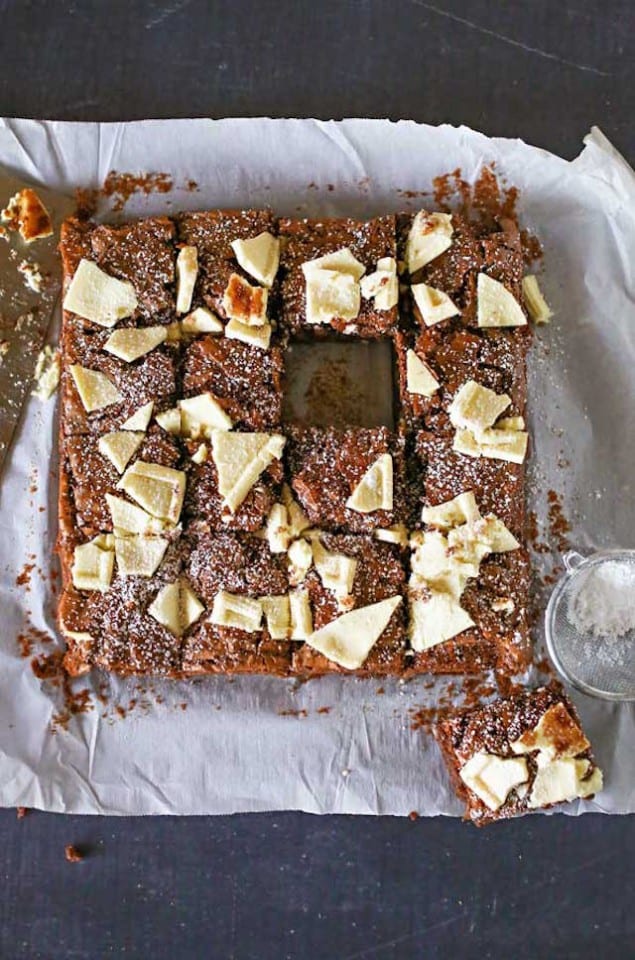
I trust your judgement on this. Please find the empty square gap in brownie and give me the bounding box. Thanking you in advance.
[283,339,395,429]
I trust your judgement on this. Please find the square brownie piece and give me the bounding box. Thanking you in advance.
[286,426,409,534]
[434,682,603,825]
[407,548,530,677]
[278,215,397,339]
[182,335,284,431]
[394,325,527,433]
[415,430,525,539]
[184,435,284,532]
[60,215,177,323]
[60,427,181,536]
[290,533,407,676]
[60,321,178,436]
[176,209,275,320]
[58,530,189,677]
[181,526,292,675]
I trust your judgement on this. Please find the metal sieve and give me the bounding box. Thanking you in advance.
[545,549,635,701]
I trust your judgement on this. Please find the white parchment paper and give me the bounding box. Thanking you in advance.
[0,118,633,817]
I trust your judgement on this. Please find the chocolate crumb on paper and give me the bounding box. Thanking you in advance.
[64,844,84,863]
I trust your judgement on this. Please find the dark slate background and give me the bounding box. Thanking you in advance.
[0,2,633,958]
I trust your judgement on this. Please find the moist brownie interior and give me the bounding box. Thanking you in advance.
[58,205,532,680]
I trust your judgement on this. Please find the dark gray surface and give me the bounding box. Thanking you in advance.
[0,1,634,958]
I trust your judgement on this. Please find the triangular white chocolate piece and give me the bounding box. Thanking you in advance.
[406,349,440,397]
[115,535,168,577]
[231,232,280,287]
[211,431,285,513]
[148,578,205,637]
[98,431,144,474]
[176,246,198,314]
[306,595,402,670]
[69,364,122,412]
[346,453,393,513]
[121,401,154,431]
[118,461,186,525]
[477,273,527,328]
[105,494,165,535]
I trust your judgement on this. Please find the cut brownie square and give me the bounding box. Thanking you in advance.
[181,526,292,675]
[182,335,284,431]
[286,426,409,534]
[394,325,527,432]
[407,548,530,677]
[60,216,177,322]
[176,209,275,319]
[291,533,407,676]
[184,436,284,532]
[278,215,397,339]
[434,681,603,825]
[415,430,525,538]
[59,530,190,677]
[61,427,181,536]
[60,322,178,436]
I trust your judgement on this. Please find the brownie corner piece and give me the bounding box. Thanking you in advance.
[278,214,397,339]
[434,681,603,826]
[285,425,410,534]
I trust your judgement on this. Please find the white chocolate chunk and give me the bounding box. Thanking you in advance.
[71,535,115,592]
[374,523,409,547]
[261,595,291,639]
[105,494,165,535]
[454,427,528,464]
[410,531,476,599]
[181,306,224,335]
[421,491,481,530]
[69,364,122,412]
[223,273,268,327]
[528,758,602,809]
[411,283,459,326]
[32,346,60,401]
[476,515,520,553]
[449,380,511,434]
[118,461,186,525]
[179,393,233,436]
[149,578,204,637]
[406,349,440,397]
[305,267,361,326]
[406,211,453,274]
[210,590,263,632]
[225,317,272,349]
[155,407,182,435]
[409,592,474,651]
[477,273,527,328]
[460,751,529,811]
[104,325,167,362]
[231,231,280,287]
[63,259,137,327]
[114,535,168,577]
[211,431,285,514]
[302,247,365,281]
[266,502,292,553]
[122,401,154,431]
[289,588,313,639]
[176,245,198,314]
[98,431,144,474]
[288,538,314,585]
[281,484,311,539]
[346,454,393,513]
[522,274,553,324]
[312,539,357,600]
[305,595,402,670]
[360,257,398,310]
[510,703,590,763]
[191,443,208,465]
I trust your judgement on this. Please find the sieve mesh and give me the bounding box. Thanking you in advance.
[545,551,635,701]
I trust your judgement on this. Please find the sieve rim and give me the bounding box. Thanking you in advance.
[544,548,635,702]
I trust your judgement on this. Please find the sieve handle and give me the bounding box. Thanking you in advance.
[563,549,585,572]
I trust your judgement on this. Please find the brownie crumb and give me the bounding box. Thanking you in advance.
[16,807,28,820]
[65,844,84,863]
[408,810,419,821]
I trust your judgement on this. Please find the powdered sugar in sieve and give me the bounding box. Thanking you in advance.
[545,550,635,701]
